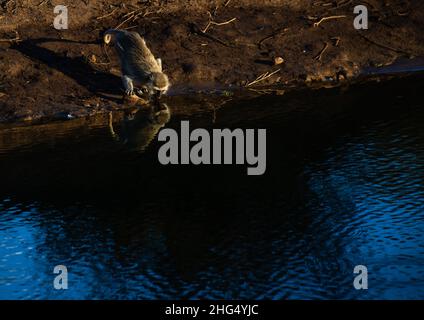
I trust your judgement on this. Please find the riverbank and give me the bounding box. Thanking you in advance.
[0,0,423,123]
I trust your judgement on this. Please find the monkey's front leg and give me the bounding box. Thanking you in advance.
[122,76,150,107]
[122,75,136,97]
[122,75,145,106]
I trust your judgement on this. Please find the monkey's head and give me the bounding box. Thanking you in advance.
[151,72,170,94]
[142,73,170,101]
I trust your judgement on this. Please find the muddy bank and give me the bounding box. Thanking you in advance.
[0,0,423,123]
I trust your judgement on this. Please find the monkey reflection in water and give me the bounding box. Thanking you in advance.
[108,103,170,152]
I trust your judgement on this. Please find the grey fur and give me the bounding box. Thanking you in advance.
[104,29,170,97]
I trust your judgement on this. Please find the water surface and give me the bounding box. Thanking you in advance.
[0,75,423,299]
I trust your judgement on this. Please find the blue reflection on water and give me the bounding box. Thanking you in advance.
[0,86,423,300]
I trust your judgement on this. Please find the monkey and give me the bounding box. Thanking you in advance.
[103,29,170,100]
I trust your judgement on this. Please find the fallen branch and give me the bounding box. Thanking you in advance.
[246,69,281,87]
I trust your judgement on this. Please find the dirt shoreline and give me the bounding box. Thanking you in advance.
[0,0,423,123]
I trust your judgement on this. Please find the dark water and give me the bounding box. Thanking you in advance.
[0,75,423,299]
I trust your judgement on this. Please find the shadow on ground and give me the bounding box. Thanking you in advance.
[11,38,123,99]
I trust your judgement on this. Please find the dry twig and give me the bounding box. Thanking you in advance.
[191,23,233,47]
[258,27,289,49]
[114,8,158,29]
[314,42,329,61]
[331,36,341,47]
[246,69,281,87]
[96,8,118,20]
[202,12,237,33]
[313,15,346,27]
[313,1,333,7]
[115,12,138,29]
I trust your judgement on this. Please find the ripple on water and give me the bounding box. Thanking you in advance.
[0,88,423,299]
